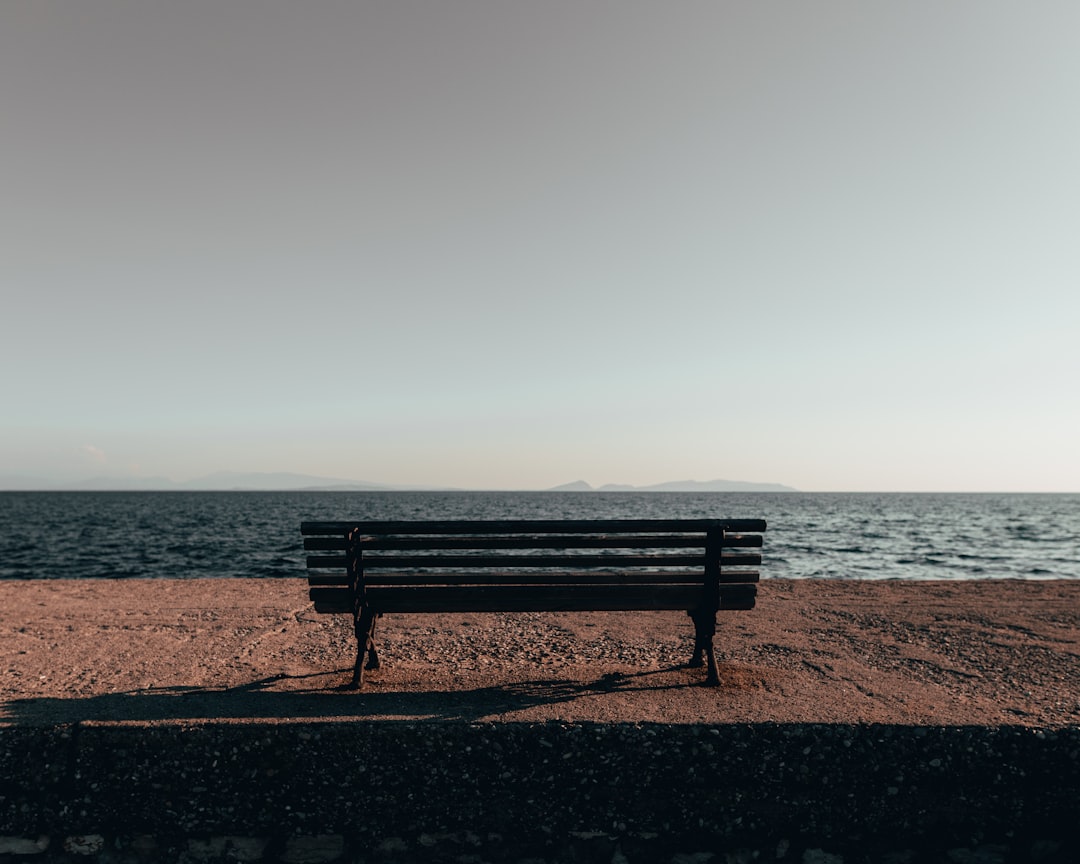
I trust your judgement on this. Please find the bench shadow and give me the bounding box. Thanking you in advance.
[1,666,715,726]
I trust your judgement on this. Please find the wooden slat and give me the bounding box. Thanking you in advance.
[306,552,761,571]
[304,537,347,551]
[308,533,762,551]
[301,518,766,535]
[360,570,758,586]
[356,534,708,551]
[360,553,707,569]
[358,533,764,552]
[306,574,350,587]
[308,570,757,587]
[309,587,352,614]
[719,584,758,610]
[358,583,757,613]
[360,584,700,613]
[712,569,760,582]
[722,553,762,567]
[307,555,348,569]
[309,583,757,614]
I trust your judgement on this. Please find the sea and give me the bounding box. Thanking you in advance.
[0,491,1077,582]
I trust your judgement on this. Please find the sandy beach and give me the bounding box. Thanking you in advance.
[3,577,1078,728]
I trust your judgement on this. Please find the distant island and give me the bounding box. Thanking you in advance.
[547,479,797,493]
[0,471,795,493]
[0,471,452,492]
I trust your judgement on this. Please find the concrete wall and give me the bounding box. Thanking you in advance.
[2,722,1079,863]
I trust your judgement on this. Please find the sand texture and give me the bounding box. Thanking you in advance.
[2,578,1078,728]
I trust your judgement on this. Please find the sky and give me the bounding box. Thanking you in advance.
[2,1,1078,492]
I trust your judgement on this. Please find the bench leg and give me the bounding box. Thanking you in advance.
[348,608,378,690]
[689,609,720,686]
[365,615,381,670]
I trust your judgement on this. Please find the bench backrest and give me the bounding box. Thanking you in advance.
[301,519,765,615]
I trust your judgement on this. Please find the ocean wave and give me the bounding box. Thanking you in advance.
[1,490,1078,581]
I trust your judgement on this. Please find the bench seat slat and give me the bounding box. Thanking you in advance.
[362,553,709,569]
[359,570,758,586]
[306,552,763,570]
[358,534,709,550]
[307,574,351,587]
[340,584,755,613]
[308,570,759,587]
[301,518,767,535]
[307,556,348,569]
[304,533,765,552]
[373,552,763,569]
[308,583,757,614]
[304,537,347,551]
[310,588,353,614]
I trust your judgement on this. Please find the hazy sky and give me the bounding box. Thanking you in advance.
[3,1,1078,491]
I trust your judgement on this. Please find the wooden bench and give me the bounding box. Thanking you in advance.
[300,518,766,688]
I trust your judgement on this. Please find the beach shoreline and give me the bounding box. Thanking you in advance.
[3,577,1077,728]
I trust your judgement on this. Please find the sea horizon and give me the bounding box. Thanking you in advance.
[1,489,1077,582]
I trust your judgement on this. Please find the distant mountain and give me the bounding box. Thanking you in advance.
[640,479,796,492]
[0,474,55,490]
[180,472,462,491]
[547,480,594,492]
[54,472,371,491]
[0,474,179,491]
[72,474,180,490]
[0,472,453,491]
[1,472,794,492]
[546,478,797,492]
[178,471,393,491]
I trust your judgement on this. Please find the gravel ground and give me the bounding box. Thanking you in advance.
[2,577,1078,728]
